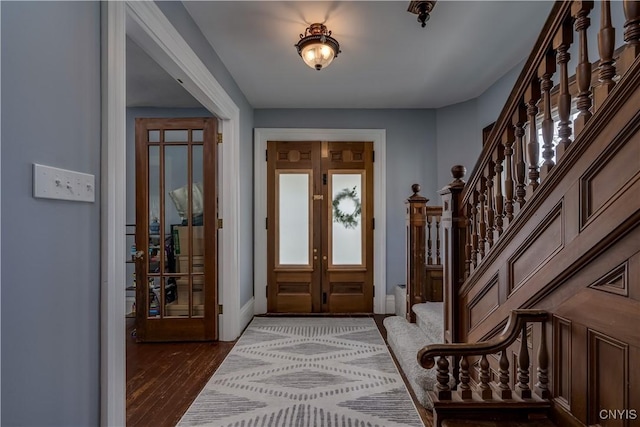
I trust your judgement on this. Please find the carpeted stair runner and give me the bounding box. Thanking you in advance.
[383,299,446,410]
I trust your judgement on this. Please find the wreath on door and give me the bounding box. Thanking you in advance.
[332,186,362,229]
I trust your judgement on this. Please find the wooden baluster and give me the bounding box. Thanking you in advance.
[459,356,472,399]
[594,0,617,111]
[535,322,550,399]
[436,356,452,400]
[435,215,441,265]
[471,194,480,268]
[485,161,495,248]
[554,20,574,160]
[479,354,493,400]
[619,1,640,76]
[513,105,528,209]
[427,214,433,265]
[464,203,473,278]
[494,143,505,236]
[498,349,512,399]
[539,50,556,180]
[502,128,515,224]
[517,325,532,398]
[525,79,541,197]
[478,181,487,260]
[572,1,595,136]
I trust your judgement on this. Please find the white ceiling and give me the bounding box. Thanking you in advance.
[127,1,554,109]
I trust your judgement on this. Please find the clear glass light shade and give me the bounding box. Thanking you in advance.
[300,43,336,70]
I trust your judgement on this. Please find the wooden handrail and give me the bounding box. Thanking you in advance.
[418,309,548,369]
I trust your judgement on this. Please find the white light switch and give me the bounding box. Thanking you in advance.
[33,163,95,203]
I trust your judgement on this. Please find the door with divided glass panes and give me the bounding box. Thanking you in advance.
[135,118,217,341]
[267,141,374,313]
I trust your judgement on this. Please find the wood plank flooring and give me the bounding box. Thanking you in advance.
[126,315,433,426]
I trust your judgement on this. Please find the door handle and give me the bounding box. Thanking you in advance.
[134,250,145,260]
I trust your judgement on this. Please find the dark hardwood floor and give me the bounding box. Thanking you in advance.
[126,315,434,427]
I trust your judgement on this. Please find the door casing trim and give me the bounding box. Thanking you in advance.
[254,128,387,314]
[102,2,242,424]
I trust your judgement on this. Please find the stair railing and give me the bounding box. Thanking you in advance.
[461,0,640,279]
[419,309,549,401]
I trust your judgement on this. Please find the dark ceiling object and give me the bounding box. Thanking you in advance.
[408,1,437,28]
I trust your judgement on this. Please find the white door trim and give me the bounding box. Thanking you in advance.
[102,2,242,424]
[253,128,387,314]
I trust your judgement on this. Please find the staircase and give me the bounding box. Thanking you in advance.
[385,295,454,410]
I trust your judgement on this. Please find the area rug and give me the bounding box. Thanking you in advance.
[178,317,424,427]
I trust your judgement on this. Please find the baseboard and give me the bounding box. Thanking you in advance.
[239,297,254,333]
[386,294,395,314]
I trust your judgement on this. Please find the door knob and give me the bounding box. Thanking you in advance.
[323,256,327,260]
[134,250,145,260]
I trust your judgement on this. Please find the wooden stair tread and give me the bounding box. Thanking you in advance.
[442,420,555,427]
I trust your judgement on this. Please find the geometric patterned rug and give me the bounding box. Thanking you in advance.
[178,317,424,426]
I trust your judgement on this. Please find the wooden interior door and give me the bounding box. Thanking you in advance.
[266,141,373,313]
[135,117,217,341]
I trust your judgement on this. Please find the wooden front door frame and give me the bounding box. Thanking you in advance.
[102,2,242,425]
[254,129,387,315]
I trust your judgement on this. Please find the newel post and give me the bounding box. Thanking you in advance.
[406,184,428,323]
[438,166,466,345]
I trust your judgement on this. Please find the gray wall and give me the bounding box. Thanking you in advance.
[254,109,437,293]
[1,2,101,425]
[156,2,255,306]
[436,59,525,190]
[436,99,479,190]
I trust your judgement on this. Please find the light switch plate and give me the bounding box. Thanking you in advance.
[33,163,95,203]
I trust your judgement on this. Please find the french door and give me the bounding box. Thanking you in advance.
[267,141,374,313]
[134,118,217,341]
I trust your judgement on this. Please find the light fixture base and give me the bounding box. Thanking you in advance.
[408,1,437,28]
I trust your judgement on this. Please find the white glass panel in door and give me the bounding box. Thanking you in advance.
[278,172,310,265]
[331,173,363,265]
[191,145,204,318]
[164,145,189,318]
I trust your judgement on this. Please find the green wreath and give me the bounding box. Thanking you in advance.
[332,186,362,229]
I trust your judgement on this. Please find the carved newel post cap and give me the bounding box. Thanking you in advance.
[407,183,428,203]
[450,165,466,187]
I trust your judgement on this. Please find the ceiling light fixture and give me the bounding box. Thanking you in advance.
[408,1,437,28]
[295,23,341,71]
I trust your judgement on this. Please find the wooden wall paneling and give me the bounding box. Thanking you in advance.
[587,262,629,297]
[466,274,500,332]
[579,114,640,230]
[554,280,640,349]
[570,323,588,424]
[630,251,640,301]
[587,330,629,426]
[553,315,572,410]
[425,265,444,302]
[508,202,564,295]
[630,346,640,424]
